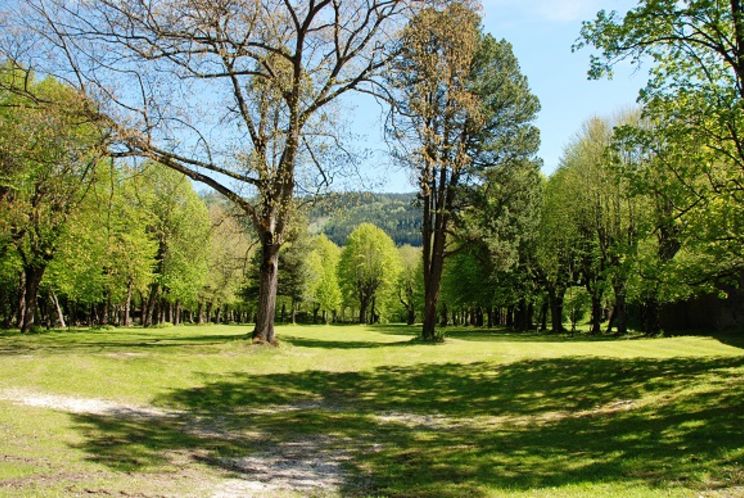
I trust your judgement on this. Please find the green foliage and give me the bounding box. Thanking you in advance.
[338,223,402,323]
[134,165,210,307]
[46,165,157,305]
[304,234,342,321]
[395,244,423,323]
[441,245,494,311]
[0,64,108,328]
[200,201,253,310]
[579,0,744,294]
[564,287,591,332]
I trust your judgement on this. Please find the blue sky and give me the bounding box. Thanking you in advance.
[354,0,645,193]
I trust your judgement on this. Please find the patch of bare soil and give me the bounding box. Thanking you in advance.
[373,411,461,429]
[0,388,174,418]
[212,437,349,497]
[0,389,350,497]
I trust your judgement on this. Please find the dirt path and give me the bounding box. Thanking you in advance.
[0,388,348,497]
[0,388,174,418]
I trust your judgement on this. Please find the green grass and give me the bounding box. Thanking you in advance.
[0,324,743,497]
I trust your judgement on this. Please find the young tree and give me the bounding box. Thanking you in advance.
[564,286,590,334]
[3,0,411,343]
[396,244,422,325]
[304,234,342,323]
[389,3,540,340]
[536,169,579,333]
[338,223,401,324]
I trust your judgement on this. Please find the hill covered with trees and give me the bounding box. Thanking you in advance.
[309,192,421,247]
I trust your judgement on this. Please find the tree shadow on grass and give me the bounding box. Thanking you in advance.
[281,335,415,349]
[68,354,744,496]
[370,324,657,344]
[0,330,251,356]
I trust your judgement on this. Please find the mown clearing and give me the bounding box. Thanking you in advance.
[1,325,743,497]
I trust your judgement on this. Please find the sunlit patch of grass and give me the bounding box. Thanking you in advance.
[0,324,742,496]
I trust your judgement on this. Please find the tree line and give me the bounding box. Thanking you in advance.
[1,0,742,338]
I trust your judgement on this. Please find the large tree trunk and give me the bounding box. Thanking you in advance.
[143,283,159,327]
[539,299,548,331]
[549,287,566,333]
[421,244,445,339]
[197,302,204,324]
[643,298,660,335]
[19,264,45,333]
[406,306,416,325]
[358,296,368,324]
[440,303,448,327]
[589,293,602,335]
[252,241,280,344]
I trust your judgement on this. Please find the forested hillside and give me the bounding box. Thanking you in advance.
[309,192,421,246]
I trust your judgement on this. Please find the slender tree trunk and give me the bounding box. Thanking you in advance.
[16,272,26,330]
[123,281,132,327]
[101,294,110,325]
[91,304,98,326]
[731,0,744,100]
[50,290,66,328]
[252,242,280,344]
[422,251,445,340]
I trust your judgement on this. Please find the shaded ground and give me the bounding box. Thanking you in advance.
[0,324,743,497]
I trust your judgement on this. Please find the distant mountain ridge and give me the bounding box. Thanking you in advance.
[309,192,421,246]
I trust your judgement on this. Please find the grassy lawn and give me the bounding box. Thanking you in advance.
[0,324,743,497]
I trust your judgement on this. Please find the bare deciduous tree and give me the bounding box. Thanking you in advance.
[1,0,410,343]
